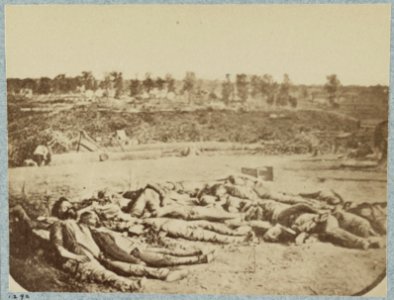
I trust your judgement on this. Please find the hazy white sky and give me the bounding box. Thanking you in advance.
[5,4,391,85]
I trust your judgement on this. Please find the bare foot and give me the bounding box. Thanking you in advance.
[165,269,189,282]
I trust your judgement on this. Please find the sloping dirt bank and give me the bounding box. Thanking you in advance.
[8,108,360,166]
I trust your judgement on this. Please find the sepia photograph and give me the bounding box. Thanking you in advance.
[5,4,389,296]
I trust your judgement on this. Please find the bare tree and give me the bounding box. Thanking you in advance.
[301,86,309,99]
[165,74,176,93]
[250,75,261,98]
[182,72,197,104]
[129,78,141,97]
[53,74,78,94]
[110,72,123,99]
[324,74,341,106]
[236,74,249,102]
[276,73,291,106]
[81,71,96,90]
[260,74,277,105]
[155,77,166,91]
[101,73,113,98]
[143,73,155,93]
[221,74,234,104]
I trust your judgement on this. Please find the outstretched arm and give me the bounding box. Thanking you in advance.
[54,244,89,262]
[50,222,89,262]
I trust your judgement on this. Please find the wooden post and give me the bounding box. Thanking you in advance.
[77,131,82,152]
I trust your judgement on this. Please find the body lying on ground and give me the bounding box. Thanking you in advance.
[9,200,215,291]
[118,176,340,221]
[258,202,385,249]
[10,204,142,292]
[343,201,386,235]
[9,174,387,292]
[43,175,387,249]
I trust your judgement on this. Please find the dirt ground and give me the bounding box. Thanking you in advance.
[8,154,387,296]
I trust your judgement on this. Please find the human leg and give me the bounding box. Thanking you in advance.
[332,211,377,238]
[180,226,246,244]
[160,219,247,244]
[33,154,44,166]
[130,247,208,267]
[75,259,143,291]
[9,205,37,229]
[144,246,203,257]
[188,220,250,236]
[154,205,190,219]
[186,206,242,222]
[320,215,369,249]
[100,257,170,280]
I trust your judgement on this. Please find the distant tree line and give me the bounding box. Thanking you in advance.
[7,70,351,107]
[220,73,298,107]
[7,71,177,100]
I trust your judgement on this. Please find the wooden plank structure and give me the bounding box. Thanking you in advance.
[77,130,109,161]
[241,166,274,181]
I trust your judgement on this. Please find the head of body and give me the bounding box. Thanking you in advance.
[96,190,115,204]
[226,175,246,186]
[79,211,101,228]
[318,189,344,206]
[197,183,227,203]
[226,175,258,188]
[263,224,295,243]
[51,197,78,220]
[207,183,227,198]
[142,218,167,232]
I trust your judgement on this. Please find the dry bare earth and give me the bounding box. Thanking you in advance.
[9,155,386,296]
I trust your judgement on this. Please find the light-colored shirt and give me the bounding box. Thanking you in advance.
[75,224,101,258]
[33,145,49,157]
